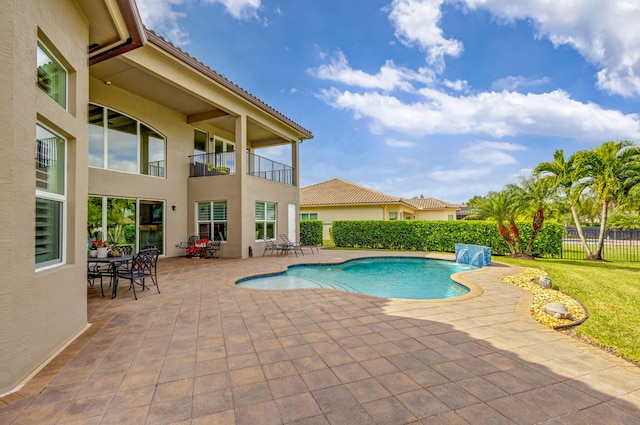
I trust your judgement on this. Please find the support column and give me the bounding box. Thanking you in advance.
[291,139,300,187]
[235,114,249,258]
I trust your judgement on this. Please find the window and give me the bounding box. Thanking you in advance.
[405,216,412,220]
[36,124,65,267]
[197,201,227,241]
[88,196,165,254]
[194,129,207,155]
[448,214,454,220]
[301,213,317,220]
[389,212,398,220]
[255,201,276,239]
[88,104,166,177]
[37,42,66,108]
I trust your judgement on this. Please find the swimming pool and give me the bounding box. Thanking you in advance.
[236,257,474,300]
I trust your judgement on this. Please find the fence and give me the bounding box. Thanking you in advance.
[563,227,640,262]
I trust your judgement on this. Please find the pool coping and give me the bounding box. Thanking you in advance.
[231,254,485,303]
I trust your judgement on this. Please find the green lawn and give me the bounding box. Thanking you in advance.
[497,256,640,363]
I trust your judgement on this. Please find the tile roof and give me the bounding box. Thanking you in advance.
[400,198,459,210]
[300,179,400,206]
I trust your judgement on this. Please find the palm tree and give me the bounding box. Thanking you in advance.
[534,149,593,258]
[508,175,554,256]
[470,188,521,255]
[574,141,640,260]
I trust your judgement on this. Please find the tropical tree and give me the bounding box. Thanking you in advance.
[507,175,554,256]
[534,149,594,258]
[470,187,522,256]
[573,141,640,260]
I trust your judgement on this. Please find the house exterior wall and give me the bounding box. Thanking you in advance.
[300,205,386,240]
[413,209,458,220]
[0,0,90,394]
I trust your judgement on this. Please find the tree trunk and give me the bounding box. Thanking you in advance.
[570,204,593,258]
[524,208,544,255]
[497,222,516,255]
[509,221,521,253]
[591,201,609,261]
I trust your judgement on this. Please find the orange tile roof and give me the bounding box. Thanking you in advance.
[300,179,400,206]
[400,198,459,210]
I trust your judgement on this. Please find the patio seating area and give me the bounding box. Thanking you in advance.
[1,250,639,424]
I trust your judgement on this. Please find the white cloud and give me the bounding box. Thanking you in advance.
[136,0,190,46]
[203,0,261,20]
[136,0,262,45]
[308,51,434,91]
[491,76,550,92]
[386,0,463,70]
[386,138,417,147]
[429,167,490,181]
[460,141,526,165]
[319,87,640,140]
[461,0,640,97]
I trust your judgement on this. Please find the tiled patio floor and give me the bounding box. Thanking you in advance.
[1,250,639,424]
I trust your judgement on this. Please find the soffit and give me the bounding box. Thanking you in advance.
[90,57,284,142]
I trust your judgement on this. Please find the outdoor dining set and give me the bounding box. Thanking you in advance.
[87,246,160,300]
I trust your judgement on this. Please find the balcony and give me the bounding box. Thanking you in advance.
[189,152,236,177]
[246,152,293,185]
[189,151,294,185]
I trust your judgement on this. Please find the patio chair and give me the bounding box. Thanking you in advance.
[203,238,221,258]
[180,235,199,256]
[87,263,105,297]
[263,235,281,256]
[279,234,303,257]
[118,248,160,300]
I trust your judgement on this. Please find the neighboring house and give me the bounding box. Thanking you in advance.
[300,179,459,239]
[1,0,312,394]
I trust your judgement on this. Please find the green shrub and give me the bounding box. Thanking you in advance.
[331,220,562,257]
[300,220,323,246]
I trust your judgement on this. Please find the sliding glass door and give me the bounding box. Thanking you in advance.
[88,196,164,254]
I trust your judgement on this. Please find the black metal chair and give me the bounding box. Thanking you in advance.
[263,235,281,256]
[118,248,160,300]
[203,238,221,258]
[87,263,105,297]
[279,234,303,257]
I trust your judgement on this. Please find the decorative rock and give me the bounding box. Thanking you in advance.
[539,276,553,289]
[543,301,574,320]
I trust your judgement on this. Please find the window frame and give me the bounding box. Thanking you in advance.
[36,40,67,109]
[196,201,228,241]
[300,213,317,220]
[88,103,166,178]
[255,201,277,240]
[35,123,67,270]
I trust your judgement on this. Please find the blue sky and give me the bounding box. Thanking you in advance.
[136,0,640,203]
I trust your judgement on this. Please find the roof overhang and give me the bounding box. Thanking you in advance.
[78,0,146,65]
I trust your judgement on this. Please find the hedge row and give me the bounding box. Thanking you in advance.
[331,220,563,257]
[300,220,323,246]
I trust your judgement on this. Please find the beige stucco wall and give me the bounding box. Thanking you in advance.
[0,0,90,394]
[88,78,192,258]
[413,209,458,220]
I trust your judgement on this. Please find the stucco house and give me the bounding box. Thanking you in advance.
[1,0,312,394]
[300,179,460,240]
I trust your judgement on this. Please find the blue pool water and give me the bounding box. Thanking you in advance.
[236,257,474,300]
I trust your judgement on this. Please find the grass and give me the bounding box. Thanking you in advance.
[496,256,640,363]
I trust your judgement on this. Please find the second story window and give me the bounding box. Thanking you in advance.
[37,41,67,108]
[89,104,166,177]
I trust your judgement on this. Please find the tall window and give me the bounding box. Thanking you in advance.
[36,124,65,267]
[37,42,66,108]
[194,129,207,156]
[88,104,166,177]
[197,201,227,241]
[255,201,276,239]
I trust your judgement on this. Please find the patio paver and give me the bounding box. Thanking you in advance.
[1,250,639,424]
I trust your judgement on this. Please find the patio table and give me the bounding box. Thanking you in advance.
[88,255,133,299]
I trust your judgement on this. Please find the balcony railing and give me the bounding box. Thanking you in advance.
[189,152,236,177]
[189,151,294,185]
[247,152,293,185]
